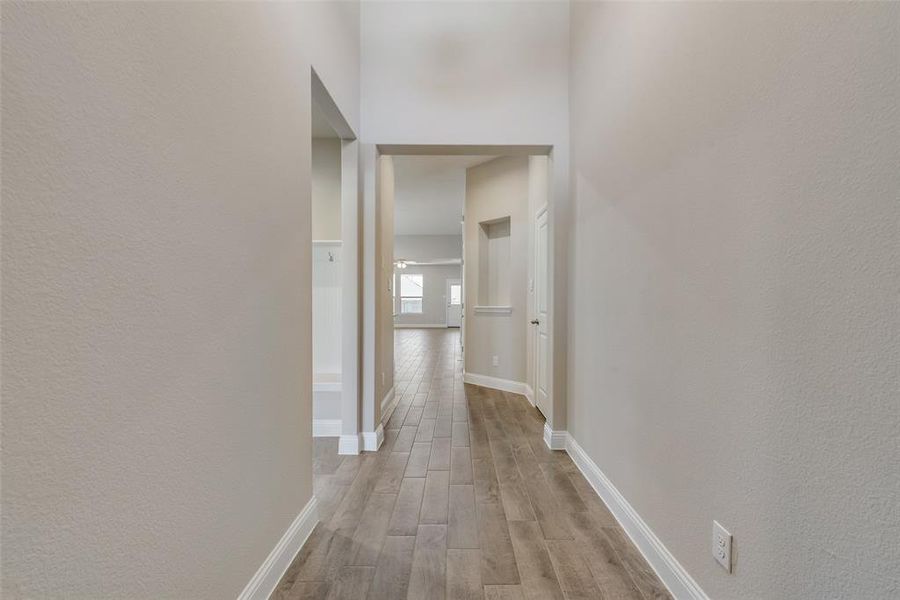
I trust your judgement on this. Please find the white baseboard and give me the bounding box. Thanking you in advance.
[543,422,567,450]
[524,384,535,406]
[462,372,529,397]
[380,386,398,425]
[361,424,384,452]
[237,496,319,600]
[338,434,360,455]
[564,434,709,600]
[394,323,447,329]
[312,419,342,437]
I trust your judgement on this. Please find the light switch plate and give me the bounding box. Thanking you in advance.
[712,520,732,572]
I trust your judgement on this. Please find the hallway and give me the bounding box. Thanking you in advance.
[274,328,671,600]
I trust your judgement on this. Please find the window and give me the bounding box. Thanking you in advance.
[400,273,424,314]
[449,283,462,305]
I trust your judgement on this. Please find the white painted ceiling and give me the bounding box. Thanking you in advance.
[393,155,495,235]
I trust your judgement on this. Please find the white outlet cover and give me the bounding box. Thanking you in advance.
[712,520,732,572]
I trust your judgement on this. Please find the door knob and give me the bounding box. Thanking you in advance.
[530,319,540,325]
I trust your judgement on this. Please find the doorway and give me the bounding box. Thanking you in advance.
[446,278,462,327]
[367,145,556,442]
[310,69,361,455]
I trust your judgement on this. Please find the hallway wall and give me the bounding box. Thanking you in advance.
[1,3,359,598]
[464,157,530,385]
[568,3,900,599]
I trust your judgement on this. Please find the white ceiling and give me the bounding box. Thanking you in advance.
[393,155,495,235]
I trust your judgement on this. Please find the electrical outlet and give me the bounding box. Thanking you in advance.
[492,355,499,367]
[712,521,732,572]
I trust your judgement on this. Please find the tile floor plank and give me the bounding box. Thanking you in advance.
[507,521,565,600]
[407,524,448,600]
[545,539,603,600]
[350,492,397,566]
[448,484,480,549]
[420,470,451,524]
[447,549,484,600]
[388,478,426,536]
[406,442,433,478]
[324,566,374,600]
[368,535,416,600]
[450,446,473,484]
[483,586,525,600]
[476,502,520,585]
[429,437,452,471]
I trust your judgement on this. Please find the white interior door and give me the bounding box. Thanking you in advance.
[533,208,550,418]
[446,279,462,328]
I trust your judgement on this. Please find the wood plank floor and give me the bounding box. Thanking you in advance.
[275,328,672,600]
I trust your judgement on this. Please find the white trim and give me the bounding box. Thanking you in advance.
[473,305,513,314]
[394,323,447,329]
[380,386,398,425]
[565,434,710,600]
[406,259,462,266]
[338,434,360,455]
[312,239,342,246]
[340,138,361,464]
[237,496,319,600]
[524,384,535,406]
[313,381,341,393]
[543,423,566,450]
[361,424,384,452]
[313,419,342,437]
[463,372,528,396]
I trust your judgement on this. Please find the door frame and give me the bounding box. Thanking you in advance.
[311,69,361,455]
[445,278,462,328]
[368,144,561,448]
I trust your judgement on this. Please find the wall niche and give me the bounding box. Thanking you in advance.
[477,216,511,308]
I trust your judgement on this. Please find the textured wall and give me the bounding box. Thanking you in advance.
[1,2,359,598]
[568,2,900,598]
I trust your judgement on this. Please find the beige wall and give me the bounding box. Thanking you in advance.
[1,2,359,598]
[464,156,529,383]
[312,138,342,240]
[569,2,900,599]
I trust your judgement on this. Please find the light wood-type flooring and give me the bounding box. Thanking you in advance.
[274,328,672,600]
